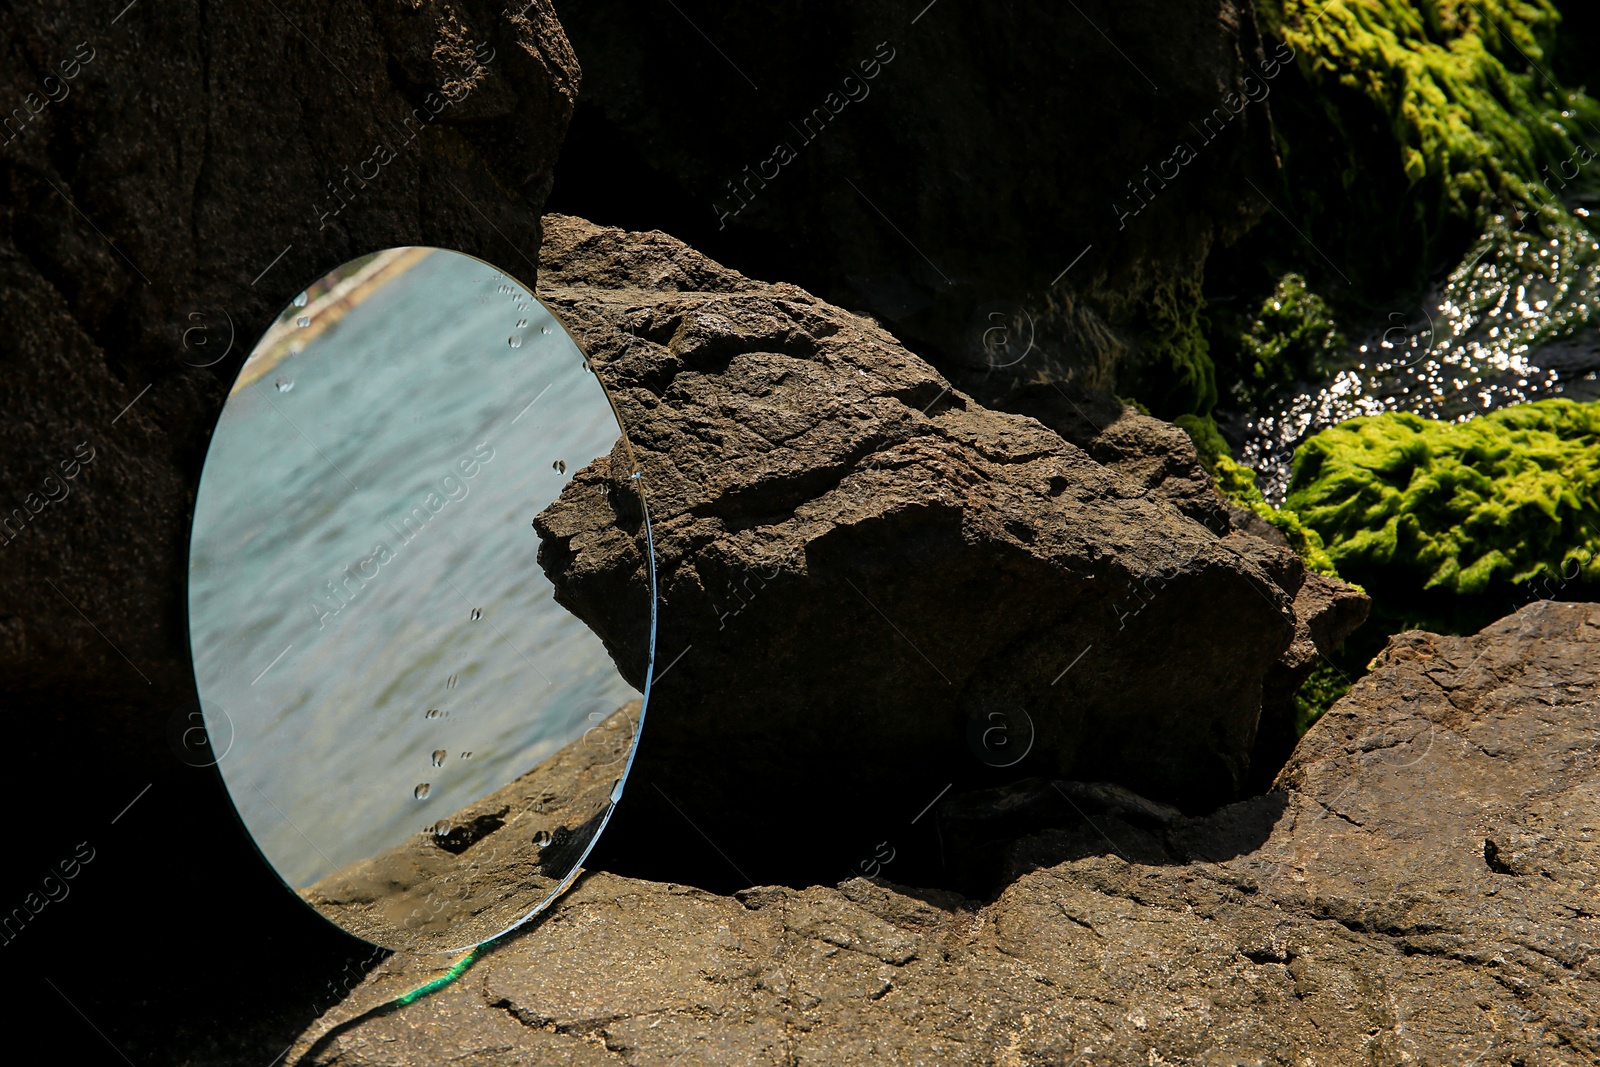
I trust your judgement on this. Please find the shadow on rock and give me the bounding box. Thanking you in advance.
[930,778,1290,900]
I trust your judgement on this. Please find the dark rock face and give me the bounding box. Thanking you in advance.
[1251,568,1372,790]
[547,0,1280,410]
[532,215,1361,891]
[294,601,1600,1066]
[2,0,576,704]
[1,2,579,1058]
[1013,397,1371,793]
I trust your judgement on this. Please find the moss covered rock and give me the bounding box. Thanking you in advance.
[1214,454,1344,579]
[1262,0,1599,218]
[1214,272,1345,408]
[1205,1,1600,405]
[1285,397,1600,594]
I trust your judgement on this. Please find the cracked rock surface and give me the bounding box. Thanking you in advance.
[293,600,1600,1066]
[527,216,1363,894]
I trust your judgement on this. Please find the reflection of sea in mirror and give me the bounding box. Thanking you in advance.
[188,248,641,938]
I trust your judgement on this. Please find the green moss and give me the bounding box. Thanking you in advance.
[1292,658,1356,734]
[1214,0,1600,334]
[1223,273,1346,407]
[1213,454,1345,580]
[1262,0,1600,220]
[1154,1,1600,416]
[1285,397,1600,594]
[1127,273,1218,420]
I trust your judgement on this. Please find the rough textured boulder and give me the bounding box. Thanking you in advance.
[548,0,1280,412]
[292,601,1600,1066]
[983,389,1373,789]
[532,215,1362,891]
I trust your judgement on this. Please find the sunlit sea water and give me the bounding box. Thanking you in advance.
[189,250,642,887]
[1227,210,1600,503]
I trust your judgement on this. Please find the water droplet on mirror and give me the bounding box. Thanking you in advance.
[470,607,482,621]
[425,708,441,719]
[508,335,523,349]
[552,459,566,474]
[446,673,459,689]
[531,830,552,848]
[296,316,311,328]
[274,378,294,393]
[432,749,447,767]
[414,783,431,800]
[516,319,528,329]
[460,751,473,759]
[293,292,308,307]
[431,820,451,836]
[541,325,552,335]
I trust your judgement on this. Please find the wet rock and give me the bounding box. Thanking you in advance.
[532,214,1330,890]
[292,601,1600,1067]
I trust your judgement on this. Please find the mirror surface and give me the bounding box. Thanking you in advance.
[188,248,653,953]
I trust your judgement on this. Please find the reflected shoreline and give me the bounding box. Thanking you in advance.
[234,247,434,394]
[299,701,639,954]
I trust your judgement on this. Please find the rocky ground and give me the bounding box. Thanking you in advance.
[5,3,1594,1063]
[277,220,1597,1063]
[290,599,1600,1065]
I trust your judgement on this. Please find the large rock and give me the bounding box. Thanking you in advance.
[1,2,580,1060]
[547,0,1281,414]
[990,391,1373,789]
[291,601,1600,1065]
[531,215,1357,890]
[2,0,576,701]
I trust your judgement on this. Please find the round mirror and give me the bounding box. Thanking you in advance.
[187,248,656,954]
